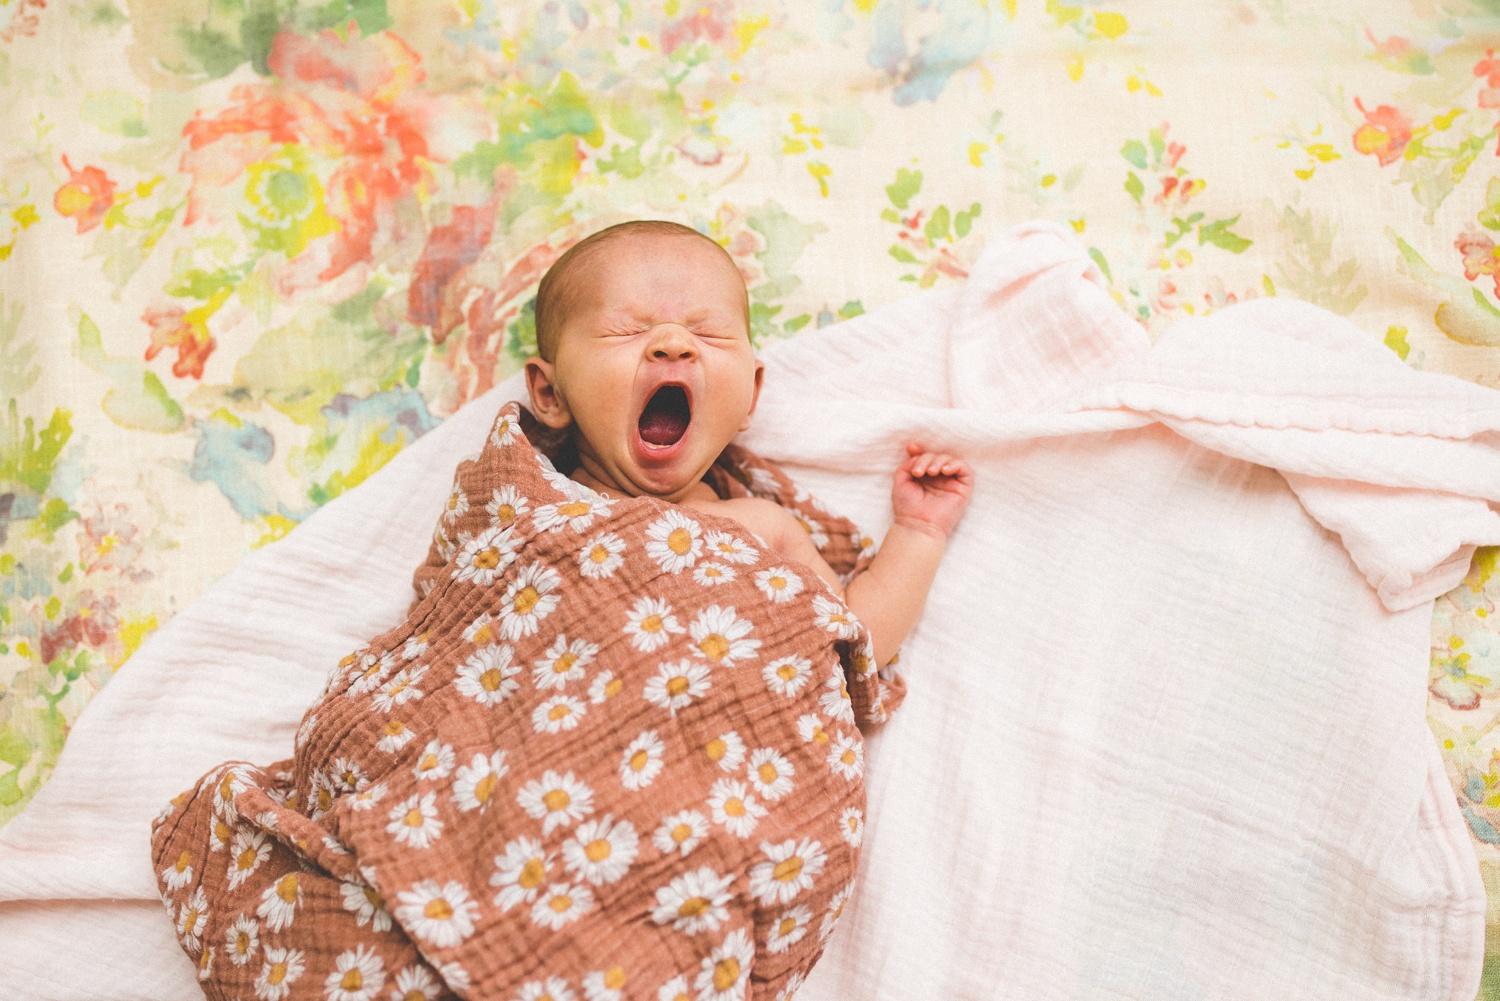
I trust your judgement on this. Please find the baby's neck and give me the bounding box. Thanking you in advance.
[569,464,719,504]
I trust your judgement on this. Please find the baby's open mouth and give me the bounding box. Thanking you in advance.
[638,384,691,448]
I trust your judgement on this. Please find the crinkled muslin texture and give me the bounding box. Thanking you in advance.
[148,399,902,1000]
[3,223,1499,1000]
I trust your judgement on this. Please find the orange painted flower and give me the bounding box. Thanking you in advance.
[1475,48,1500,109]
[1457,230,1500,298]
[1352,98,1413,167]
[142,303,218,380]
[54,155,117,234]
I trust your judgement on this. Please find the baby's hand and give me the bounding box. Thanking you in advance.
[891,443,974,540]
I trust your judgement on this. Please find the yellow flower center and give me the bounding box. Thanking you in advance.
[363,886,382,910]
[678,896,708,918]
[667,527,692,555]
[473,548,500,570]
[848,816,860,833]
[473,772,498,804]
[641,614,662,633]
[419,753,438,772]
[182,907,198,931]
[842,749,857,765]
[341,968,363,991]
[513,585,540,615]
[269,961,288,985]
[757,763,779,784]
[424,898,453,920]
[706,738,727,761]
[480,668,504,691]
[585,838,612,862]
[588,544,609,563]
[604,967,626,989]
[236,847,258,870]
[174,850,191,874]
[548,703,571,721]
[559,501,590,517]
[214,820,231,842]
[779,916,799,936]
[671,823,693,843]
[520,858,545,889]
[629,749,649,771]
[698,634,729,661]
[383,721,406,737]
[276,873,298,903]
[724,798,746,818]
[542,789,570,811]
[235,932,249,953]
[553,653,578,674]
[777,663,798,680]
[470,623,494,644]
[769,576,786,590]
[666,675,690,696]
[549,893,572,913]
[495,504,515,522]
[403,808,424,827]
[773,857,803,882]
[604,677,622,698]
[713,958,740,991]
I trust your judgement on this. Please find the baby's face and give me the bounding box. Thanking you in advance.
[525,232,762,501]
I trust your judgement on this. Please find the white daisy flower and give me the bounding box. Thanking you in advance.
[324,944,384,1001]
[490,835,552,911]
[490,410,520,447]
[486,484,530,527]
[516,977,578,1001]
[197,945,216,982]
[766,904,813,955]
[704,731,746,772]
[539,462,588,500]
[811,594,862,640]
[754,567,804,603]
[208,816,233,853]
[433,527,456,565]
[339,879,392,932]
[562,814,640,886]
[462,612,500,646]
[623,595,685,653]
[658,975,692,1001]
[776,971,806,1001]
[819,674,855,725]
[588,670,624,704]
[225,914,258,966]
[328,758,367,794]
[456,645,521,706]
[500,562,563,639]
[438,961,473,992]
[852,529,877,559]
[761,656,813,698]
[702,529,759,566]
[688,605,761,667]
[644,509,703,573]
[827,732,864,780]
[442,487,470,524]
[161,848,194,890]
[256,872,301,933]
[746,465,780,496]
[619,730,665,790]
[349,782,387,812]
[796,713,830,746]
[395,880,480,948]
[643,659,711,715]
[695,928,753,1001]
[534,494,612,534]
[254,946,304,1001]
[402,630,430,661]
[532,635,597,690]
[653,809,709,858]
[820,882,854,941]
[583,968,627,1001]
[578,531,626,579]
[177,887,209,952]
[650,866,734,935]
[707,778,766,838]
[692,561,737,587]
[413,740,456,782]
[453,525,520,586]
[745,748,795,802]
[792,512,829,549]
[386,791,444,849]
[533,694,588,734]
[390,967,443,1001]
[212,765,251,823]
[347,651,397,698]
[749,838,826,906]
[371,665,428,713]
[839,806,864,847]
[295,710,319,751]
[517,770,595,835]
[532,881,594,931]
[308,772,337,820]
[377,719,416,753]
[453,750,509,813]
[227,828,272,890]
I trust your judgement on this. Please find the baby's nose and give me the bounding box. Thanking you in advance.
[647,324,698,360]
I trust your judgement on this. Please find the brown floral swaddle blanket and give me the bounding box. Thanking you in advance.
[150,400,906,1001]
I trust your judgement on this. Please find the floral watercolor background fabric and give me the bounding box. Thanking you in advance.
[6,0,1500,988]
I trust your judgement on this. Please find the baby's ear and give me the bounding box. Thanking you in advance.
[738,360,765,432]
[524,356,572,429]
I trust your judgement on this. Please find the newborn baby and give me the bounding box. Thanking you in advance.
[150,220,972,1001]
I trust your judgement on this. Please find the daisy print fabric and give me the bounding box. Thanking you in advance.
[151,401,904,1000]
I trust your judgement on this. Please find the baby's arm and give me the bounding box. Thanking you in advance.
[844,444,973,667]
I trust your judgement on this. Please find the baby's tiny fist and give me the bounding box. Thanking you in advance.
[891,443,974,539]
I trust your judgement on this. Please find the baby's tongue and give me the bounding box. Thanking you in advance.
[639,408,688,446]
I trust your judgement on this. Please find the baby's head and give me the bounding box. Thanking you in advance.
[523,220,764,503]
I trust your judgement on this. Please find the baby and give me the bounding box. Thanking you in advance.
[151,219,973,1001]
[524,220,973,670]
